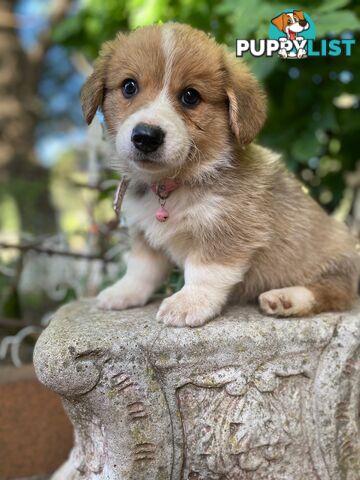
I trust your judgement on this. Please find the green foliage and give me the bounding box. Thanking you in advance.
[54,0,360,54]
[314,10,360,36]
[53,0,130,57]
[2,285,22,319]
[54,0,360,214]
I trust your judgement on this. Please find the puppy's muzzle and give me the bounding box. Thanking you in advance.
[131,123,165,153]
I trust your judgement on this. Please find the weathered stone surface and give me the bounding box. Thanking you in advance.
[33,299,360,480]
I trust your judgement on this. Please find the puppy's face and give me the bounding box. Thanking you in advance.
[81,24,266,180]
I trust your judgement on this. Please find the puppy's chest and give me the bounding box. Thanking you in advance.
[123,188,220,264]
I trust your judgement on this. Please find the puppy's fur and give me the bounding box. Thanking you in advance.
[81,23,359,327]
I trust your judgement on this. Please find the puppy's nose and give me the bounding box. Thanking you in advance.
[299,20,307,27]
[131,123,165,153]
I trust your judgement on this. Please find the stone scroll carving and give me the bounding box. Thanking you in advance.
[33,300,360,480]
[178,376,315,479]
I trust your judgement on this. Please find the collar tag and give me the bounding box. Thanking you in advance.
[151,179,180,222]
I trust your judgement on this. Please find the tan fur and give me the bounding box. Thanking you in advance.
[81,23,359,324]
[223,53,266,144]
[81,26,165,131]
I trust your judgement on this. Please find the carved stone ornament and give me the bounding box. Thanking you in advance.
[33,300,360,480]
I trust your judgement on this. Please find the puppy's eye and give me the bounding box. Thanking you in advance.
[122,79,138,98]
[287,19,292,25]
[180,88,201,108]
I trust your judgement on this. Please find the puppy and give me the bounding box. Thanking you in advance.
[81,23,359,327]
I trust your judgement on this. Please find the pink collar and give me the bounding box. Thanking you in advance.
[151,179,180,222]
[112,177,180,223]
[151,179,180,199]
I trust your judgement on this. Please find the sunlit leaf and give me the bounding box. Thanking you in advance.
[317,0,351,14]
[313,10,360,36]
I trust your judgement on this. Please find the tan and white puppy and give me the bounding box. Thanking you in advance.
[81,23,359,327]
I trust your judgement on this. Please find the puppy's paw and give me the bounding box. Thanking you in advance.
[156,287,218,327]
[97,283,148,311]
[259,286,315,317]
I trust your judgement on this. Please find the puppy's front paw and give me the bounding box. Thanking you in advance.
[97,283,148,311]
[156,287,219,327]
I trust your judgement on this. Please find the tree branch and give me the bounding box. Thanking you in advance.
[0,10,17,28]
[29,0,73,64]
[0,241,112,262]
[0,318,40,329]
[71,51,93,76]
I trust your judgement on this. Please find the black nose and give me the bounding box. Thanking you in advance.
[131,123,165,153]
[299,20,307,27]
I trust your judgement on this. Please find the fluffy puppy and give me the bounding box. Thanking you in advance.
[81,23,359,327]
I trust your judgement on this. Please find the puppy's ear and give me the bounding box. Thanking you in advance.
[80,40,115,125]
[224,53,266,145]
[271,13,286,32]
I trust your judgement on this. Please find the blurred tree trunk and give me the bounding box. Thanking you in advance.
[0,0,71,234]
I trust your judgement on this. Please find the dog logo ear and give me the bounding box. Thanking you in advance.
[224,52,266,145]
[80,40,116,125]
[271,13,286,32]
[293,10,305,21]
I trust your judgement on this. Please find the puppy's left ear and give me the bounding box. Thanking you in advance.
[224,53,267,145]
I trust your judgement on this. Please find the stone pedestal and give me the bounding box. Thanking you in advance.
[33,299,360,480]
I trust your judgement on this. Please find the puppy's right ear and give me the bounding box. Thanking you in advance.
[271,13,286,32]
[80,41,114,125]
[224,53,267,145]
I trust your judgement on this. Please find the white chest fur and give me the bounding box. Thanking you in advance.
[123,186,222,266]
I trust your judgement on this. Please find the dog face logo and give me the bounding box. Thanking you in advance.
[269,9,315,59]
[271,11,309,41]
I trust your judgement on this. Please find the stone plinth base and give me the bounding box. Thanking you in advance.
[34,300,360,480]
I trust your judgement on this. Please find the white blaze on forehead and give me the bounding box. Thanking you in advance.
[114,24,190,174]
[161,25,176,93]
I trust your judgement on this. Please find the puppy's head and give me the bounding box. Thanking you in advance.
[81,23,266,181]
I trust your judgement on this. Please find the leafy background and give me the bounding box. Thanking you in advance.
[0,0,359,364]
